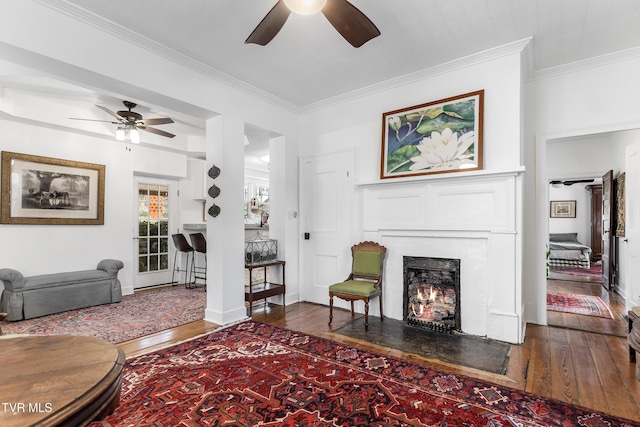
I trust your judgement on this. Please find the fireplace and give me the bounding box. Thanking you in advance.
[403,256,461,333]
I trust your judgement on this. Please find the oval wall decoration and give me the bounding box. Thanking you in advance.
[208,165,221,179]
[208,184,221,198]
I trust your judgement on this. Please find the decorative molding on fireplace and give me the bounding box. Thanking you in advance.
[354,168,524,344]
[364,228,522,344]
[359,170,519,233]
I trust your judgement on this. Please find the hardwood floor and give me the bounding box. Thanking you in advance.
[547,274,627,337]
[118,301,640,422]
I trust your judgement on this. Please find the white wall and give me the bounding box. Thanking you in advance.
[547,185,592,246]
[0,119,186,295]
[299,45,527,343]
[0,1,301,326]
[525,52,640,324]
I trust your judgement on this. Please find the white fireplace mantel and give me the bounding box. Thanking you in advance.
[356,168,524,344]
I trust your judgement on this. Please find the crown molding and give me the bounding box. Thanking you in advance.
[35,0,300,113]
[530,45,640,82]
[31,1,640,114]
[300,38,534,113]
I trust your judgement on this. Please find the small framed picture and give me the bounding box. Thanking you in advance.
[550,200,576,218]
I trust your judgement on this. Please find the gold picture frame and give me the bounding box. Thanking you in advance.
[380,90,484,179]
[550,200,576,218]
[1,151,105,225]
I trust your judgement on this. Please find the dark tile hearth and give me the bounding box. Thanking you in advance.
[332,317,510,375]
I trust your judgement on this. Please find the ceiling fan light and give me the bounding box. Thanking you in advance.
[284,0,327,15]
[129,128,140,144]
[115,127,125,141]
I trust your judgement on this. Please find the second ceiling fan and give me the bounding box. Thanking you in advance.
[71,101,175,143]
[245,0,380,48]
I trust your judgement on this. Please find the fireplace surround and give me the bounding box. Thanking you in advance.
[403,256,461,333]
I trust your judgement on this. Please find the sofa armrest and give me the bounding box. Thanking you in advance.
[97,259,124,276]
[0,269,25,291]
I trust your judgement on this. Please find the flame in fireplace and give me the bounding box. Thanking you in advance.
[409,285,454,322]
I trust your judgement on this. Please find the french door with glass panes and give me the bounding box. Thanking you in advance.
[134,177,177,289]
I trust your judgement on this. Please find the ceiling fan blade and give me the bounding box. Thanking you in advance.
[245,0,291,45]
[322,0,380,48]
[138,125,175,138]
[96,104,125,122]
[139,117,174,126]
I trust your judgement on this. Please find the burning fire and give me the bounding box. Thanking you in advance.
[409,285,455,322]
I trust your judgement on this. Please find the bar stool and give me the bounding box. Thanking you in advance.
[189,232,207,289]
[171,234,194,287]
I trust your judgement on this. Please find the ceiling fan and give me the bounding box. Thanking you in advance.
[71,101,175,142]
[245,0,380,48]
[549,179,595,186]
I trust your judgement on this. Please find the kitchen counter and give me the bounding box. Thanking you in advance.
[182,223,269,232]
[183,223,206,230]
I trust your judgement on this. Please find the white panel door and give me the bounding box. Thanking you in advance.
[625,141,640,309]
[300,151,354,305]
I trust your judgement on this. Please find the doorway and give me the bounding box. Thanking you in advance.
[134,176,178,289]
[544,141,625,336]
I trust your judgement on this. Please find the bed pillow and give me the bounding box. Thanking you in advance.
[549,233,579,243]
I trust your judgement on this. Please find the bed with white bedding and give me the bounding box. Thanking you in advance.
[548,233,592,269]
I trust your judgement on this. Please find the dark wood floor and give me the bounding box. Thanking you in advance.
[547,270,627,336]
[118,289,640,422]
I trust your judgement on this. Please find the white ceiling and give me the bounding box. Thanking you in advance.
[2,0,640,160]
[57,0,640,108]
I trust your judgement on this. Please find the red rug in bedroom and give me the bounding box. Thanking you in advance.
[552,263,602,278]
[547,291,614,319]
[1,286,206,343]
[90,320,636,426]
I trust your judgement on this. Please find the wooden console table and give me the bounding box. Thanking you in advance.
[0,335,125,427]
[245,260,285,316]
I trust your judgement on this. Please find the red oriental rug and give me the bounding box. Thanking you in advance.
[2,286,205,344]
[552,263,602,279]
[547,291,614,319]
[91,321,636,426]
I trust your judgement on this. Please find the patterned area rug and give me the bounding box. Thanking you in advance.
[2,286,206,343]
[90,321,635,426]
[551,264,602,278]
[547,291,614,319]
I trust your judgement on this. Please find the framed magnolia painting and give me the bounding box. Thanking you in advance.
[380,90,484,179]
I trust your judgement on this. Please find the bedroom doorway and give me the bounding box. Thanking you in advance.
[546,171,624,336]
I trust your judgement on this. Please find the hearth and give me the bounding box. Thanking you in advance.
[403,256,461,333]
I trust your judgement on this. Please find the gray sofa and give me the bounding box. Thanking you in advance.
[0,259,124,321]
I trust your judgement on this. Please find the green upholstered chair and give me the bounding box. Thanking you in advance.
[329,241,387,331]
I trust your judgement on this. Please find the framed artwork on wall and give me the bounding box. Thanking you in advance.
[616,172,625,237]
[550,200,576,218]
[380,90,484,179]
[1,151,105,225]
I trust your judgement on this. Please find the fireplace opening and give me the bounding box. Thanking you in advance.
[403,256,460,333]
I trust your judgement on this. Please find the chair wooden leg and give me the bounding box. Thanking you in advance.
[364,301,369,331]
[350,301,355,317]
[379,294,384,321]
[329,295,334,325]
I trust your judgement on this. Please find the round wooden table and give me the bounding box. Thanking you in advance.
[0,335,125,427]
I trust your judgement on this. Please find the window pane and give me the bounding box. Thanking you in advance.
[159,220,168,236]
[149,255,159,271]
[150,238,159,254]
[160,237,168,253]
[139,238,148,255]
[138,256,148,273]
